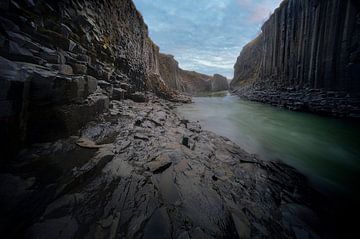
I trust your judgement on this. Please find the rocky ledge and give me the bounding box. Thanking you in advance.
[0,95,327,239]
[232,83,360,118]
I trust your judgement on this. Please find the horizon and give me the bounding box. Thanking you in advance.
[133,0,283,79]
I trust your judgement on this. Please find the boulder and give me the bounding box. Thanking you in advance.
[73,63,87,74]
[128,92,147,103]
[112,88,126,100]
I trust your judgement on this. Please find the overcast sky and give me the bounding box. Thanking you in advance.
[133,0,282,79]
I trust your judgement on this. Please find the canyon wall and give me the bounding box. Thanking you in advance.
[159,53,229,95]
[0,0,192,157]
[231,0,360,117]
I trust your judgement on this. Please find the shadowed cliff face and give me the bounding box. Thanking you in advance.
[0,0,193,156]
[231,0,360,117]
[159,53,229,95]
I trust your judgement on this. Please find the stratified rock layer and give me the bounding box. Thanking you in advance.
[159,53,229,95]
[0,0,189,157]
[231,0,360,117]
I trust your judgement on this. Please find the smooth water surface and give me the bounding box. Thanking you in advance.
[176,92,360,197]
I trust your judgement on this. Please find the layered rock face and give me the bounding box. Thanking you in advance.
[0,0,189,157]
[231,0,360,117]
[159,53,229,95]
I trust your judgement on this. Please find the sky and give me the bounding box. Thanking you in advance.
[133,0,283,79]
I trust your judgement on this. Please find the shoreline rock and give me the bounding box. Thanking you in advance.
[0,95,330,238]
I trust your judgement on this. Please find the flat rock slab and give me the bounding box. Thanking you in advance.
[145,154,172,173]
[1,96,327,239]
[76,138,103,148]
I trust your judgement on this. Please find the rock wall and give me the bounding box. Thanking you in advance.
[212,74,230,92]
[158,53,186,92]
[0,0,188,158]
[159,53,229,95]
[231,0,360,117]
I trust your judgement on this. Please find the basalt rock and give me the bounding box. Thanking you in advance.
[159,53,229,95]
[0,0,191,157]
[0,95,330,239]
[231,0,360,118]
[212,74,229,92]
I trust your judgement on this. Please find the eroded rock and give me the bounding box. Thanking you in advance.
[0,96,329,238]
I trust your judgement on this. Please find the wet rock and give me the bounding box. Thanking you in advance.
[230,210,251,239]
[27,92,109,143]
[134,133,149,141]
[0,0,9,10]
[182,136,190,148]
[28,216,78,239]
[143,207,171,239]
[98,80,113,96]
[54,64,73,75]
[145,154,172,173]
[76,138,103,149]
[59,24,72,39]
[73,63,87,74]
[0,56,30,156]
[0,97,329,238]
[191,227,209,239]
[128,92,147,103]
[112,88,126,101]
[85,75,98,94]
[119,82,131,91]
[177,231,190,239]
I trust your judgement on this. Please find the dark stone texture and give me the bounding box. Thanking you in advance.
[231,0,360,118]
[0,96,330,238]
[0,0,193,152]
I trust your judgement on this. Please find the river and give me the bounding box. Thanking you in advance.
[176,92,360,200]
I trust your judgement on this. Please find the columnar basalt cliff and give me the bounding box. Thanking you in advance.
[0,1,338,238]
[0,0,191,157]
[159,53,229,95]
[231,0,360,117]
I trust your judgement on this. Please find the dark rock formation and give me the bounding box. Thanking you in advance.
[231,0,360,117]
[158,53,186,92]
[0,0,190,158]
[0,1,337,238]
[212,74,229,92]
[0,95,328,239]
[159,53,229,95]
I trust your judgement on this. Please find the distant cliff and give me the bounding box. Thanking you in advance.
[231,0,360,117]
[159,53,229,95]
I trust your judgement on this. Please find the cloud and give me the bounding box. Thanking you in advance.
[133,0,282,78]
[237,0,282,23]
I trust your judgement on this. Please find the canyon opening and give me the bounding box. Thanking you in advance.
[0,0,359,238]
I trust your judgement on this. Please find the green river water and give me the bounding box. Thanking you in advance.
[176,92,360,199]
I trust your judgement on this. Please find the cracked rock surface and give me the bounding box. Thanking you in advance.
[0,96,326,238]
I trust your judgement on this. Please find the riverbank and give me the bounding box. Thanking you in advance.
[176,94,360,197]
[0,95,327,238]
[231,86,360,118]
